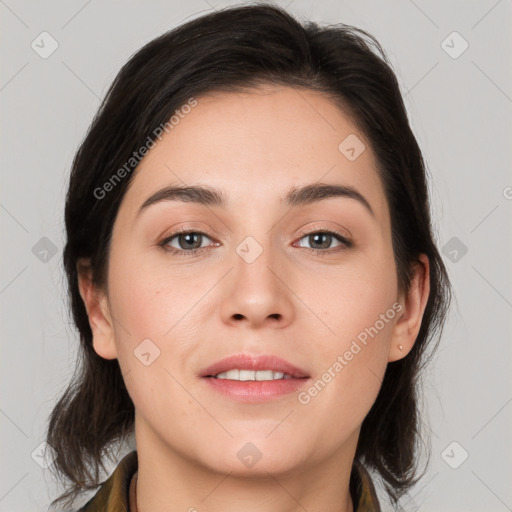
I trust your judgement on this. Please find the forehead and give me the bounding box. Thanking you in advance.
[119,85,389,225]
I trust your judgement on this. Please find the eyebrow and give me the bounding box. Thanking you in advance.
[137,182,375,218]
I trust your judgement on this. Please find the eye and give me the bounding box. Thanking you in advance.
[159,230,216,255]
[295,230,352,254]
[158,228,352,257]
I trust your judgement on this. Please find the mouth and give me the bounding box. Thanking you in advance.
[200,353,310,402]
[200,353,310,379]
[209,369,296,381]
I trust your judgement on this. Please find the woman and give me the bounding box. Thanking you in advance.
[45,3,452,511]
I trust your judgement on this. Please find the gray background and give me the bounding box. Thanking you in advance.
[1,0,511,511]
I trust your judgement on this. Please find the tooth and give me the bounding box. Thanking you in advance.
[212,369,294,380]
[255,370,274,381]
[225,369,240,380]
[239,370,255,381]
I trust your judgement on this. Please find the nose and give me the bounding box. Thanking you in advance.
[218,239,295,329]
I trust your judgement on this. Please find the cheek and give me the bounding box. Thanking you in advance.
[305,248,398,348]
[107,264,202,423]
[297,247,397,411]
[106,250,211,392]
[107,244,198,336]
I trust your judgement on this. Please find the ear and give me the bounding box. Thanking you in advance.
[388,254,430,362]
[76,258,118,360]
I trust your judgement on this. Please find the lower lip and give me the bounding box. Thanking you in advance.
[202,376,310,402]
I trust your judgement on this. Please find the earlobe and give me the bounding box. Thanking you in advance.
[389,254,430,362]
[76,258,118,360]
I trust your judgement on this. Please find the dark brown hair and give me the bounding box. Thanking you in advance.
[46,3,452,510]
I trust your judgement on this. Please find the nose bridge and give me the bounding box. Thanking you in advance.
[230,200,279,272]
[219,228,294,327]
[234,231,282,295]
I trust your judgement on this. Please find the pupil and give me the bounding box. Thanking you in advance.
[181,233,200,249]
[311,233,330,249]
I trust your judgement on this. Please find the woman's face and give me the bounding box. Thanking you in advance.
[91,85,415,475]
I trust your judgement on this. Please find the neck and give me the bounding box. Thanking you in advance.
[133,417,357,512]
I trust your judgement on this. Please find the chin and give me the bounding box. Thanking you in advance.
[198,439,308,477]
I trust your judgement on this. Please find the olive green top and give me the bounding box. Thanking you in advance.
[78,450,381,511]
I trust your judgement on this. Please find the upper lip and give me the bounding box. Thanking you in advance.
[200,354,310,378]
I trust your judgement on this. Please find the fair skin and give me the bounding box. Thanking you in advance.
[78,85,430,512]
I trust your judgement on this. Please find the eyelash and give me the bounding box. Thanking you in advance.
[158,228,353,257]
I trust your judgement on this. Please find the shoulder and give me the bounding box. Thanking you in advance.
[350,458,382,512]
[74,450,380,511]
[76,450,138,512]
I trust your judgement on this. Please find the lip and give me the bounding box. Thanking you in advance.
[200,353,311,403]
[203,377,310,402]
[199,353,310,378]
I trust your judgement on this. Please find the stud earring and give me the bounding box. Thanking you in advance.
[398,344,404,351]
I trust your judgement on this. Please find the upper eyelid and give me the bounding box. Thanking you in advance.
[296,231,350,244]
[160,230,215,246]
